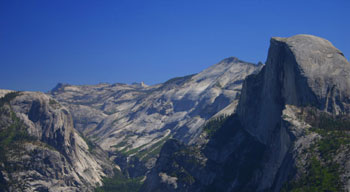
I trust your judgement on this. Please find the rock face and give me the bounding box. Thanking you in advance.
[142,35,350,191]
[50,57,262,176]
[238,34,350,144]
[274,35,350,114]
[236,34,350,190]
[0,91,113,192]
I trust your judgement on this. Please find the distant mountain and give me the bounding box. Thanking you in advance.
[50,57,262,177]
[141,35,350,191]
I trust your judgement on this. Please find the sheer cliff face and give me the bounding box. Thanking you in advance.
[142,35,350,192]
[0,92,113,192]
[238,34,350,144]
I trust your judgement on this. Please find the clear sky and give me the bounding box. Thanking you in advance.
[1,0,349,92]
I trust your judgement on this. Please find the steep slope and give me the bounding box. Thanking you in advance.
[50,57,262,176]
[142,34,350,191]
[0,91,113,192]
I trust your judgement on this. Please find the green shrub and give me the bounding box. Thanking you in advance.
[283,156,340,192]
[202,115,229,138]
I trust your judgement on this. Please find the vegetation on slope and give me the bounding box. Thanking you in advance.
[283,107,350,191]
[112,134,172,178]
[136,134,171,162]
[95,169,144,192]
[202,115,229,138]
[0,92,34,162]
[79,133,96,152]
[283,132,343,191]
[0,92,20,107]
[0,92,36,190]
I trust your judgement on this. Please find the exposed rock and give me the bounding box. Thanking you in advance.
[0,91,113,191]
[238,34,350,144]
[273,35,350,114]
[50,57,262,176]
[236,35,350,191]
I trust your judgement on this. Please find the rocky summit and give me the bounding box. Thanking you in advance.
[1,34,350,192]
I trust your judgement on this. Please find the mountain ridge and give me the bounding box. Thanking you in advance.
[50,56,262,177]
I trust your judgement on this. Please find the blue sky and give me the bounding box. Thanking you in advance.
[1,0,349,92]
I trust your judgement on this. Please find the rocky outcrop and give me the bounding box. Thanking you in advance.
[142,35,350,191]
[0,91,113,192]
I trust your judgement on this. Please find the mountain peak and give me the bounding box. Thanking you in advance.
[219,56,255,66]
[50,83,70,93]
[132,81,148,88]
[220,56,240,63]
